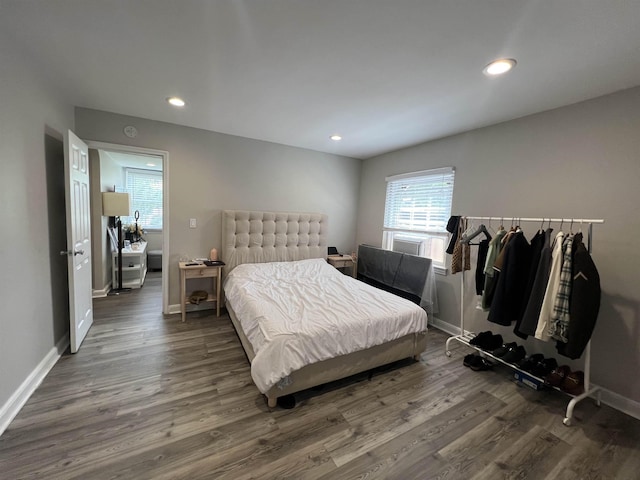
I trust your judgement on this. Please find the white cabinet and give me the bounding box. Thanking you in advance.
[112,242,148,289]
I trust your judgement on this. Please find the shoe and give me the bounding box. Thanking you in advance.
[463,354,479,368]
[545,365,571,387]
[480,334,504,351]
[469,331,492,346]
[470,357,494,371]
[561,371,585,395]
[473,333,503,351]
[502,345,527,364]
[517,353,544,372]
[492,342,517,358]
[531,357,558,378]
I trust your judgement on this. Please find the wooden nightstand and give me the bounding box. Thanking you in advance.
[327,255,356,278]
[179,262,223,321]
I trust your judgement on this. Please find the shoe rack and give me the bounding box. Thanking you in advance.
[444,216,604,426]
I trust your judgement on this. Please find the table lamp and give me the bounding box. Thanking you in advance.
[102,191,131,294]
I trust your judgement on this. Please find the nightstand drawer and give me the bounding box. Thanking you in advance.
[184,267,218,279]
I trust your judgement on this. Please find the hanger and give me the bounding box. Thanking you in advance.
[460,223,492,244]
[461,217,477,237]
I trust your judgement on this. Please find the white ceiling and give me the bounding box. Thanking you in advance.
[2,1,640,159]
[101,151,163,171]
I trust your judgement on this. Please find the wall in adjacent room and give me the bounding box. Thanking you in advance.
[357,86,640,406]
[74,108,362,309]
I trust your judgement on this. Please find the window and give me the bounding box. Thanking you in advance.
[383,167,455,272]
[123,168,163,230]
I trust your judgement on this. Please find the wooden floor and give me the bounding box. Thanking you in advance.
[1,272,639,479]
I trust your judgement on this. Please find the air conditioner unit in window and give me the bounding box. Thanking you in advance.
[392,237,426,257]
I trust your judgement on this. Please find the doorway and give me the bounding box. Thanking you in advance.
[87,141,170,314]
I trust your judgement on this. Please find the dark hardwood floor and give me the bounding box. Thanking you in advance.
[1,271,639,479]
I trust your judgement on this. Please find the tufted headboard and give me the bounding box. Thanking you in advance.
[222,210,328,273]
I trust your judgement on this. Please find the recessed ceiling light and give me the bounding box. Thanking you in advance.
[330,134,342,141]
[483,58,517,76]
[167,96,185,107]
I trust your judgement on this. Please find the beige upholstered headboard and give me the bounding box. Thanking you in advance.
[222,210,328,273]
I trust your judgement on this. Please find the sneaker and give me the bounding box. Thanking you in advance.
[470,357,494,371]
[517,353,544,372]
[492,342,517,358]
[502,345,527,364]
[463,354,479,368]
[531,357,558,378]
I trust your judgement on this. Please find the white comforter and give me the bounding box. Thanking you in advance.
[224,258,428,393]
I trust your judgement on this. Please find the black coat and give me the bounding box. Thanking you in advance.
[557,240,601,359]
[516,228,552,338]
[488,231,532,326]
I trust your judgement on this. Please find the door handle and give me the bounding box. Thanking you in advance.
[60,249,84,256]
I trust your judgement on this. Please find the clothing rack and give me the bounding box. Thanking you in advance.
[445,216,604,426]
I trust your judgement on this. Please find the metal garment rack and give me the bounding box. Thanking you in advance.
[444,216,604,426]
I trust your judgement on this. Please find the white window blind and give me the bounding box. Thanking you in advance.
[384,167,455,233]
[124,168,163,229]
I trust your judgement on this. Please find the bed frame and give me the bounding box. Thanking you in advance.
[222,210,427,408]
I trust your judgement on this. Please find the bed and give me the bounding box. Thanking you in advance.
[222,210,428,407]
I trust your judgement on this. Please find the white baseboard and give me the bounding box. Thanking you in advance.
[428,318,640,422]
[594,386,640,421]
[428,316,470,337]
[92,283,111,298]
[0,336,69,437]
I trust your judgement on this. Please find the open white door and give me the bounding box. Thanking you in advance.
[63,130,93,353]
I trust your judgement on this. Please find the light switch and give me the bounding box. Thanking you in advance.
[189,218,197,228]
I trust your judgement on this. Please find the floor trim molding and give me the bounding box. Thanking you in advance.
[428,319,640,421]
[92,284,111,298]
[0,336,69,436]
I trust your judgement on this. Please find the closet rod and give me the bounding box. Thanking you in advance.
[463,216,604,224]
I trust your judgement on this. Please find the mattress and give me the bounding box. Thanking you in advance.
[223,258,428,393]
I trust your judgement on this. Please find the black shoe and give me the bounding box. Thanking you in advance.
[503,345,527,364]
[463,354,479,368]
[478,334,504,351]
[532,357,558,378]
[470,357,494,371]
[492,342,517,357]
[517,353,544,372]
[469,331,492,346]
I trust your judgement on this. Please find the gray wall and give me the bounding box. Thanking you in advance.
[357,86,640,404]
[74,108,362,308]
[0,39,74,410]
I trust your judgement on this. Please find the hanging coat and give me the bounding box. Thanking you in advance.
[481,228,507,310]
[517,228,554,337]
[487,231,532,326]
[557,239,601,359]
[475,239,490,295]
[514,228,547,339]
[535,231,565,341]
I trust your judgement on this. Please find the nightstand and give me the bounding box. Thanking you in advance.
[327,254,356,278]
[178,262,222,321]
[112,241,147,289]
